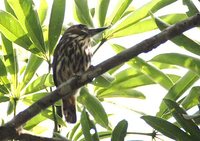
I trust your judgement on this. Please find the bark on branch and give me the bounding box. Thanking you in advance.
[1,13,200,140]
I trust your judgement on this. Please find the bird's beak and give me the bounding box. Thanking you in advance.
[88,26,109,37]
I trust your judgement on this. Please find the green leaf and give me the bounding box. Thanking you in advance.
[0,57,9,87]
[93,73,114,87]
[0,85,9,94]
[22,92,47,105]
[98,131,112,140]
[8,0,46,55]
[24,113,47,130]
[7,98,14,115]
[142,115,193,141]
[112,44,174,89]
[157,71,199,118]
[80,108,99,141]
[69,122,81,140]
[0,11,41,55]
[181,86,200,110]
[95,0,110,26]
[98,89,145,99]
[0,94,9,103]
[113,14,187,37]
[4,0,16,16]
[78,87,109,129]
[153,16,200,56]
[73,0,93,27]
[24,74,53,94]
[2,35,18,92]
[41,110,66,127]
[48,0,66,55]
[21,54,43,90]
[97,73,154,99]
[37,0,48,24]
[151,53,200,75]
[107,0,133,25]
[105,0,177,39]
[182,0,199,17]
[111,120,128,141]
[164,99,200,140]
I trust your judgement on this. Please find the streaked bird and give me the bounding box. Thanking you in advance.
[52,24,108,123]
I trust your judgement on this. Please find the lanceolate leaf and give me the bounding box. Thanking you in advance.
[48,0,66,55]
[112,44,174,89]
[111,120,128,141]
[182,0,199,17]
[73,0,93,27]
[7,0,46,55]
[153,16,200,56]
[110,14,187,37]
[80,108,99,141]
[21,54,43,90]
[1,35,18,89]
[164,99,200,140]
[37,0,48,25]
[181,86,200,110]
[142,116,193,140]
[98,89,145,99]
[157,71,199,118]
[24,74,54,94]
[95,0,110,26]
[78,87,109,129]
[151,53,200,75]
[107,0,133,25]
[0,11,41,55]
[0,58,9,87]
[105,0,177,39]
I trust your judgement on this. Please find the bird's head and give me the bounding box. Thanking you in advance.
[66,24,108,37]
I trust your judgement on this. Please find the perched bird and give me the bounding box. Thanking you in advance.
[52,24,108,123]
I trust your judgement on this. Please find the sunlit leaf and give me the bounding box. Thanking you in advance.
[164,99,200,140]
[157,71,199,118]
[2,35,18,92]
[142,115,193,140]
[107,0,133,25]
[93,73,114,87]
[111,120,128,141]
[22,92,47,105]
[80,108,99,141]
[105,0,177,39]
[21,54,43,90]
[0,11,41,55]
[24,113,47,130]
[48,0,66,55]
[112,44,174,89]
[0,57,9,87]
[78,87,109,129]
[7,0,46,55]
[4,0,16,16]
[151,53,200,75]
[95,0,110,26]
[24,74,53,94]
[153,15,200,56]
[73,0,93,27]
[98,89,145,99]
[69,122,81,140]
[181,86,200,110]
[37,0,48,25]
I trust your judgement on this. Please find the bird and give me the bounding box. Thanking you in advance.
[52,24,108,123]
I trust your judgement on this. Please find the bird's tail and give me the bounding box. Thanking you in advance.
[62,95,77,123]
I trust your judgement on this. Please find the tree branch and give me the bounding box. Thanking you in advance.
[1,13,200,140]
